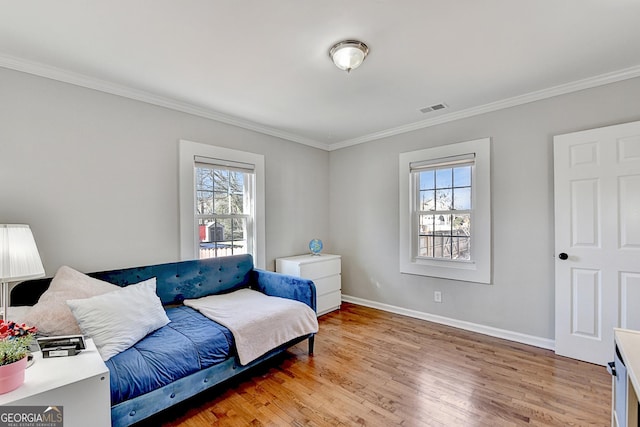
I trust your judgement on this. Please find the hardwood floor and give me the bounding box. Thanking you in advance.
[142,303,611,426]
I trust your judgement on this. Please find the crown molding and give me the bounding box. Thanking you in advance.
[328,64,640,151]
[2,53,639,153]
[0,53,330,151]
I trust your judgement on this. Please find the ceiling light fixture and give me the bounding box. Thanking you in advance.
[329,40,369,73]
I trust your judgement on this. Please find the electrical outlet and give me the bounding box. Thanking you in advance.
[434,291,442,303]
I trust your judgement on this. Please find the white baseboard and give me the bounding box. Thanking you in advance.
[341,294,555,351]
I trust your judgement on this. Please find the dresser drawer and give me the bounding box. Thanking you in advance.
[299,258,341,280]
[313,275,341,296]
[317,290,341,315]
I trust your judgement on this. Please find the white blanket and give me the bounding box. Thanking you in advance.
[183,288,318,365]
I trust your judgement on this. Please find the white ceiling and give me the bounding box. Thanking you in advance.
[1,1,640,151]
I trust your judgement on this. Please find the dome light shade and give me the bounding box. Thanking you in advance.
[329,40,369,72]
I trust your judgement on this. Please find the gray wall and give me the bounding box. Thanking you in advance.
[3,64,640,342]
[0,68,330,274]
[329,77,640,340]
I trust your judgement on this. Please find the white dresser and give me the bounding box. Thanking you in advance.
[276,254,341,316]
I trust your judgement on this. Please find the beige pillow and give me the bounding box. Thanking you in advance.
[23,266,120,336]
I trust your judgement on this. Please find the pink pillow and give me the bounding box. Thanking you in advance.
[23,266,120,336]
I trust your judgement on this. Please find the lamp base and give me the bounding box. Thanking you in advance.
[1,281,8,321]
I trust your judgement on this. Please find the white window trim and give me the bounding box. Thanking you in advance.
[179,139,266,269]
[399,137,491,284]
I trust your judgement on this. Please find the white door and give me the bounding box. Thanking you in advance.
[554,120,640,365]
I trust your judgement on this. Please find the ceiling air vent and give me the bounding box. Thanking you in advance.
[419,103,448,114]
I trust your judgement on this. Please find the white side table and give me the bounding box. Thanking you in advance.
[276,254,341,316]
[0,338,111,427]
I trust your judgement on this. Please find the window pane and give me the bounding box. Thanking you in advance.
[420,190,435,211]
[230,171,244,188]
[433,236,445,258]
[230,194,244,214]
[214,169,229,190]
[434,214,451,235]
[435,168,452,189]
[453,214,470,236]
[419,215,435,235]
[436,189,452,210]
[199,219,223,259]
[198,218,208,244]
[196,191,213,214]
[199,219,222,243]
[215,218,229,241]
[212,190,226,214]
[229,172,244,212]
[231,218,246,245]
[418,236,433,257]
[442,237,452,258]
[453,166,471,187]
[453,187,471,210]
[196,168,214,191]
[419,170,435,190]
[451,237,470,260]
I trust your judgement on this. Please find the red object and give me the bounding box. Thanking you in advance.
[0,320,37,339]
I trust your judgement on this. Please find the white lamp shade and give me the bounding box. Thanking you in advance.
[0,224,45,282]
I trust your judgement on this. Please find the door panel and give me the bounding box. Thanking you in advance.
[571,269,600,338]
[619,175,640,248]
[570,179,599,247]
[569,142,598,167]
[555,120,640,365]
[618,135,640,162]
[621,272,640,330]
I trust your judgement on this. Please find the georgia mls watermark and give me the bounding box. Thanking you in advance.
[0,406,63,427]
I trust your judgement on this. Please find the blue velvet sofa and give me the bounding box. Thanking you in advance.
[12,254,316,427]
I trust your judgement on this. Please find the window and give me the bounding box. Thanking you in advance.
[399,138,491,283]
[414,157,473,261]
[179,140,265,268]
[195,158,254,260]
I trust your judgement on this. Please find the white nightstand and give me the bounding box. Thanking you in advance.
[0,338,111,427]
[276,254,341,316]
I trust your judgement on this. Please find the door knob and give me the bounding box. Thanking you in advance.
[558,253,569,260]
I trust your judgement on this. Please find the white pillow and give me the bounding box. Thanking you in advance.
[23,265,121,336]
[66,277,170,361]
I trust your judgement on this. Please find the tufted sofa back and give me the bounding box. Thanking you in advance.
[91,254,254,305]
[12,254,255,306]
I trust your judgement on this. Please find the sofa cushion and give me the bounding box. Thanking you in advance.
[106,306,234,405]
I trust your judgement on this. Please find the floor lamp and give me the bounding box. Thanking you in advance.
[0,225,45,320]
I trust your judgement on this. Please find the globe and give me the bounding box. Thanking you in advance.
[309,238,323,255]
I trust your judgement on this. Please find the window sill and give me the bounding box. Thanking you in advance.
[400,259,490,283]
[413,257,476,269]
